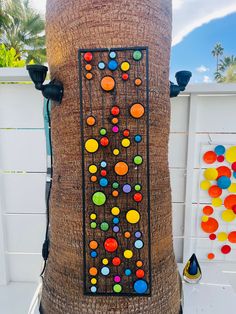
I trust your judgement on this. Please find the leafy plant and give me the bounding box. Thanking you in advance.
[0,43,26,67]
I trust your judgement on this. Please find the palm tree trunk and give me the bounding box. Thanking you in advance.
[41,0,181,313]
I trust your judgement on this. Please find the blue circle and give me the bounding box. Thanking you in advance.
[134,280,148,294]
[125,269,132,276]
[99,178,108,187]
[134,135,142,143]
[109,51,117,59]
[101,266,110,276]
[98,62,106,70]
[135,231,142,238]
[123,184,132,193]
[101,161,107,168]
[134,240,144,249]
[234,172,236,179]
[90,251,97,258]
[113,217,119,224]
[108,60,118,71]
[91,286,97,293]
[214,145,225,156]
[217,176,231,189]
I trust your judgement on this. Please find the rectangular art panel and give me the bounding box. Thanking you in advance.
[79,47,151,296]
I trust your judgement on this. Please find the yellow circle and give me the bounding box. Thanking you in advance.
[124,249,133,259]
[217,232,228,242]
[202,215,209,222]
[204,168,218,181]
[111,207,120,216]
[121,139,131,148]
[225,146,236,163]
[126,210,140,224]
[228,183,236,193]
[89,164,97,174]
[222,209,236,222]
[85,139,99,153]
[91,278,97,285]
[90,213,97,220]
[212,197,222,207]
[121,61,130,72]
[200,180,211,190]
[102,258,109,265]
[113,149,120,156]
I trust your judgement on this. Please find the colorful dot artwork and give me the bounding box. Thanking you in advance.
[200,145,236,261]
[79,47,151,296]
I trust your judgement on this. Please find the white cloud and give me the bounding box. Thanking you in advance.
[203,75,212,83]
[196,65,210,73]
[173,0,236,46]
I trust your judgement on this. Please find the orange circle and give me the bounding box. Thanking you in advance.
[217,166,231,178]
[136,260,143,267]
[130,103,145,119]
[89,240,98,250]
[135,78,142,86]
[101,76,115,91]
[112,190,119,197]
[203,206,214,216]
[201,217,219,233]
[90,175,97,182]
[89,267,98,276]
[203,151,217,164]
[112,117,119,124]
[85,64,92,71]
[86,116,96,126]
[224,194,236,209]
[228,231,236,243]
[86,72,93,80]
[208,185,222,198]
[124,231,131,238]
[207,253,215,260]
[114,161,129,176]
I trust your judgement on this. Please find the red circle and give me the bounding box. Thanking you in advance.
[122,73,129,81]
[203,206,214,216]
[123,129,130,137]
[217,166,231,178]
[208,185,222,198]
[112,257,121,266]
[232,205,236,214]
[136,269,145,278]
[101,170,107,177]
[203,151,217,164]
[217,155,224,162]
[224,194,236,209]
[100,137,109,147]
[84,52,93,62]
[232,162,236,171]
[221,245,231,254]
[201,217,219,233]
[209,234,216,240]
[104,238,118,253]
[111,106,120,116]
[133,193,143,202]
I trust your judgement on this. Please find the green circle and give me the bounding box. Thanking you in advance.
[133,50,142,61]
[112,182,119,189]
[90,222,97,229]
[134,155,143,165]
[100,222,109,231]
[113,284,122,293]
[92,191,106,206]
[135,184,142,191]
[100,128,107,136]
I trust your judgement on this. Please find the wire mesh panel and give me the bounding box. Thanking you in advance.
[79,47,151,296]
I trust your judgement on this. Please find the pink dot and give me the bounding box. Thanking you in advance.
[114,275,121,283]
[112,126,119,133]
[217,155,224,162]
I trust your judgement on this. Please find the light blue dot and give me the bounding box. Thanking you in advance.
[214,145,225,156]
[101,266,110,276]
[99,178,108,187]
[217,176,231,189]
[91,286,97,293]
[98,62,106,70]
[113,217,119,224]
[134,135,142,143]
[109,51,117,59]
[90,251,97,258]
[134,240,144,249]
[101,161,107,168]
[125,269,132,276]
[134,280,148,294]
[108,60,118,71]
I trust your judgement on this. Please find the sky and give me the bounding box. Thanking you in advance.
[30,0,236,83]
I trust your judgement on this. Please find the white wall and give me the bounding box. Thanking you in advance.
[0,69,236,284]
